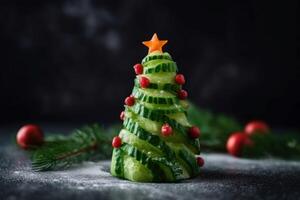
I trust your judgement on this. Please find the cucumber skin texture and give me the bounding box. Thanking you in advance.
[132,87,179,105]
[142,53,172,64]
[122,143,182,182]
[144,62,178,74]
[123,118,175,159]
[124,110,201,154]
[110,148,123,178]
[123,155,154,182]
[111,51,201,182]
[134,79,180,94]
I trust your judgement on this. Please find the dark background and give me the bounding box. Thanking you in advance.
[0,0,298,129]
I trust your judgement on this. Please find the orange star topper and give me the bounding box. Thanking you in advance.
[142,33,168,54]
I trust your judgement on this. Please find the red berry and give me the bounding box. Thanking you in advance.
[139,76,150,88]
[16,124,44,149]
[125,96,135,106]
[245,120,270,135]
[188,126,200,139]
[175,74,185,85]
[120,111,125,121]
[178,89,188,100]
[161,124,173,136]
[133,64,143,75]
[226,132,253,157]
[196,156,205,167]
[112,136,122,148]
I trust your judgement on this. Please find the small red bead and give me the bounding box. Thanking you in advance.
[188,126,200,139]
[134,64,143,75]
[125,96,135,106]
[196,156,205,167]
[139,76,150,88]
[175,74,185,85]
[161,124,173,136]
[120,111,125,121]
[178,89,188,100]
[112,136,122,148]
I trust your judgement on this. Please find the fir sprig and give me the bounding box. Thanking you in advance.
[187,102,242,151]
[31,124,117,171]
[243,132,300,159]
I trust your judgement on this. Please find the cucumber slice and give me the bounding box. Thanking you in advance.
[168,143,200,176]
[142,52,172,64]
[130,102,185,118]
[141,101,184,111]
[132,87,178,105]
[119,129,162,156]
[134,79,180,93]
[123,155,154,182]
[122,118,175,159]
[178,149,200,176]
[133,87,176,98]
[125,109,161,133]
[122,143,183,182]
[110,148,124,178]
[167,112,191,127]
[144,62,178,74]
[140,73,175,84]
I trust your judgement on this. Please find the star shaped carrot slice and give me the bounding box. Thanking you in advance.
[142,33,168,54]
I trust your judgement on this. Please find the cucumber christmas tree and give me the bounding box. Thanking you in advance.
[111,34,204,182]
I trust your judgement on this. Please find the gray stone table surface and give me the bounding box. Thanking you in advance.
[1,125,300,200]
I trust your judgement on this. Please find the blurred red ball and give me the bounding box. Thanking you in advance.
[188,126,200,139]
[245,120,270,135]
[226,132,253,157]
[16,124,44,149]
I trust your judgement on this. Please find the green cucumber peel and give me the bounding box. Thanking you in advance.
[132,87,178,105]
[134,79,180,94]
[123,117,176,159]
[122,143,183,181]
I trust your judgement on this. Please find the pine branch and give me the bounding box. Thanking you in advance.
[31,124,119,171]
[243,132,300,159]
[187,102,242,151]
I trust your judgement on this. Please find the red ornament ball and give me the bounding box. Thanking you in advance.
[120,111,125,121]
[16,124,44,149]
[178,89,188,100]
[112,136,122,148]
[161,124,173,136]
[175,74,185,85]
[188,126,201,139]
[226,132,253,157]
[125,95,135,106]
[133,64,143,75]
[139,76,150,88]
[196,156,205,167]
[245,120,270,135]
